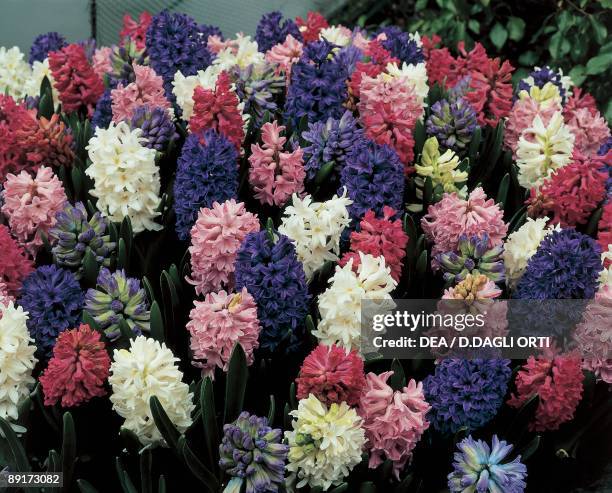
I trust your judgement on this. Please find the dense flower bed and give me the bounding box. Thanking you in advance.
[0,9,610,493]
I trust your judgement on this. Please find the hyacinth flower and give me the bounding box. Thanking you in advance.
[436,234,505,285]
[129,105,177,151]
[219,412,289,493]
[29,31,67,64]
[84,268,150,340]
[232,64,285,126]
[518,65,570,103]
[448,435,527,493]
[426,97,478,155]
[107,40,148,86]
[255,10,302,52]
[49,202,115,278]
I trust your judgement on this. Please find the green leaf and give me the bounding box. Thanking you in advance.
[359,482,377,493]
[61,412,76,493]
[314,161,335,185]
[586,206,603,235]
[267,395,276,425]
[82,249,99,287]
[117,238,128,271]
[330,484,349,493]
[507,17,526,41]
[77,480,100,493]
[490,22,508,50]
[519,435,541,461]
[568,65,587,86]
[413,119,426,157]
[200,377,219,470]
[158,476,166,493]
[179,436,220,490]
[115,458,138,493]
[416,250,428,278]
[120,216,133,254]
[224,344,248,423]
[518,50,538,66]
[423,176,433,208]
[0,416,30,472]
[150,395,181,451]
[586,55,609,75]
[150,301,164,342]
[48,449,60,473]
[38,93,54,120]
[496,174,510,207]
[118,318,134,341]
[388,360,406,390]
[140,448,153,493]
[589,16,607,44]
[468,127,481,164]
[468,19,480,34]
[305,314,316,334]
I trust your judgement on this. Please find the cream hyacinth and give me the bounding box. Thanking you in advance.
[278,191,352,280]
[503,217,560,290]
[285,394,366,490]
[313,253,396,350]
[24,58,59,105]
[516,112,574,189]
[172,66,221,121]
[384,61,429,108]
[0,46,31,99]
[0,301,37,422]
[109,335,194,445]
[213,34,266,72]
[86,122,161,233]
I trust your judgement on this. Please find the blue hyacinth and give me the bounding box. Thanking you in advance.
[448,435,527,493]
[284,40,349,128]
[514,228,601,300]
[130,105,177,151]
[375,26,424,65]
[423,359,511,435]
[518,66,567,102]
[255,11,302,52]
[19,265,84,357]
[426,97,478,155]
[235,230,310,352]
[29,32,67,64]
[91,88,113,130]
[173,130,238,240]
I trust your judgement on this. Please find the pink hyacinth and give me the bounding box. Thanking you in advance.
[574,291,612,383]
[421,187,507,261]
[507,349,584,432]
[188,199,260,296]
[563,87,598,120]
[92,47,112,80]
[564,107,611,157]
[39,324,111,407]
[340,206,408,282]
[248,121,305,206]
[504,97,558,158]
[0,280,12,306]
[266,34,303,79]
[0,225,34,297]
[111,64,171,122]
[1,166,67,253]
[186,288,260,378]
[598,201,612,260]
[358,74,422,172]
[358,371,430,478]
[296,344,365,406]
[120,12,152,50]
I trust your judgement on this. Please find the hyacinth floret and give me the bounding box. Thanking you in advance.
[219,412,289,493]
[129,105,177,151]
[255,11,302,53]
[29,32,67,64]
[84,268,150,340]
[426,97,478,155]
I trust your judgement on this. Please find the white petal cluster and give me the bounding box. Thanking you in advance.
[503,217,560,290]
[109,335,194,445]
[384,61,429,107]
[599,246,612,292]
[172,66,221,121]
[23,58,59,106]
[285,394,365,491]
[278,191,352,280]
[0,301,37,422]
[213,34,265,72]
[0,47,31,99]
[319,26,352,47]
[86,122,161,233]
[516,112,574,189]
[313,253,396,350]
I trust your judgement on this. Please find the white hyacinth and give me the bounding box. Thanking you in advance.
[313,253,396,350]
[109,335,194,445]
[213,34,265,73]
[516,112,574,189]
[285,394,366,490]
[0,46,31,99]
[502,217,560,290]
[279,191,352,280]
[599,245,612,292]
[319,26,352,47]
[172,66,221,121]
[0,301,37,422]
[384,61,429,107]
[86,122,162,233]
[23,58,59,106]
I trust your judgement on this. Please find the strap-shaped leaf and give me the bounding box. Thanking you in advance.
[82,310,101,333]
[140,448,153,493]
[118,318,134,342]
[267,395,276,425]
[38,92,54,120]
[224,344,248,423]
[314,161,335,185]
[388,360,406,391]
[179,436,220,490]
[150,301,164,342]
[77,479,100,493]
[115,457,138,493]
[496,173,510,207]
[120,216,133,254]
[61,411,77,493]
[149,395,181,452]
[330,483,349,493]
[200,377,219,471]
[48,449,60,473]
[158,476,166,493]
[0,416,30,472]
[82,249,99,287]
[468,126,482,164]
[117,238,128,271]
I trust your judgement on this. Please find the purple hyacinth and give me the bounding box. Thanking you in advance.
[29,32,67,64]
[146,10,214,99]
[284,40,349,127]
[255,11,302,52]
[448,435,527,493]
[130,105,177,151]
[423,359,511,434]
[84,268,150,340]
[518,66,567,102]
[514,228,601,300]
[219,412,288,493]
[436,234,505,285]
[19,265,84,357]
[302,111,365,180]
[173,130,238,240]
[235,230,310,352]
[232,64,285,126]
[340,139,404,222]
[107,41,147,87]
[91,88,113,130]
[375,25,424,65]
[426,97,478,154]
[334,44,363,77]
[598,137,612,197]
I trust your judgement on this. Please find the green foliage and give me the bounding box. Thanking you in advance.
[327,0,612,121]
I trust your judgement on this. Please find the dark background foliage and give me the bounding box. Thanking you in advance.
[327,0,612,121]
